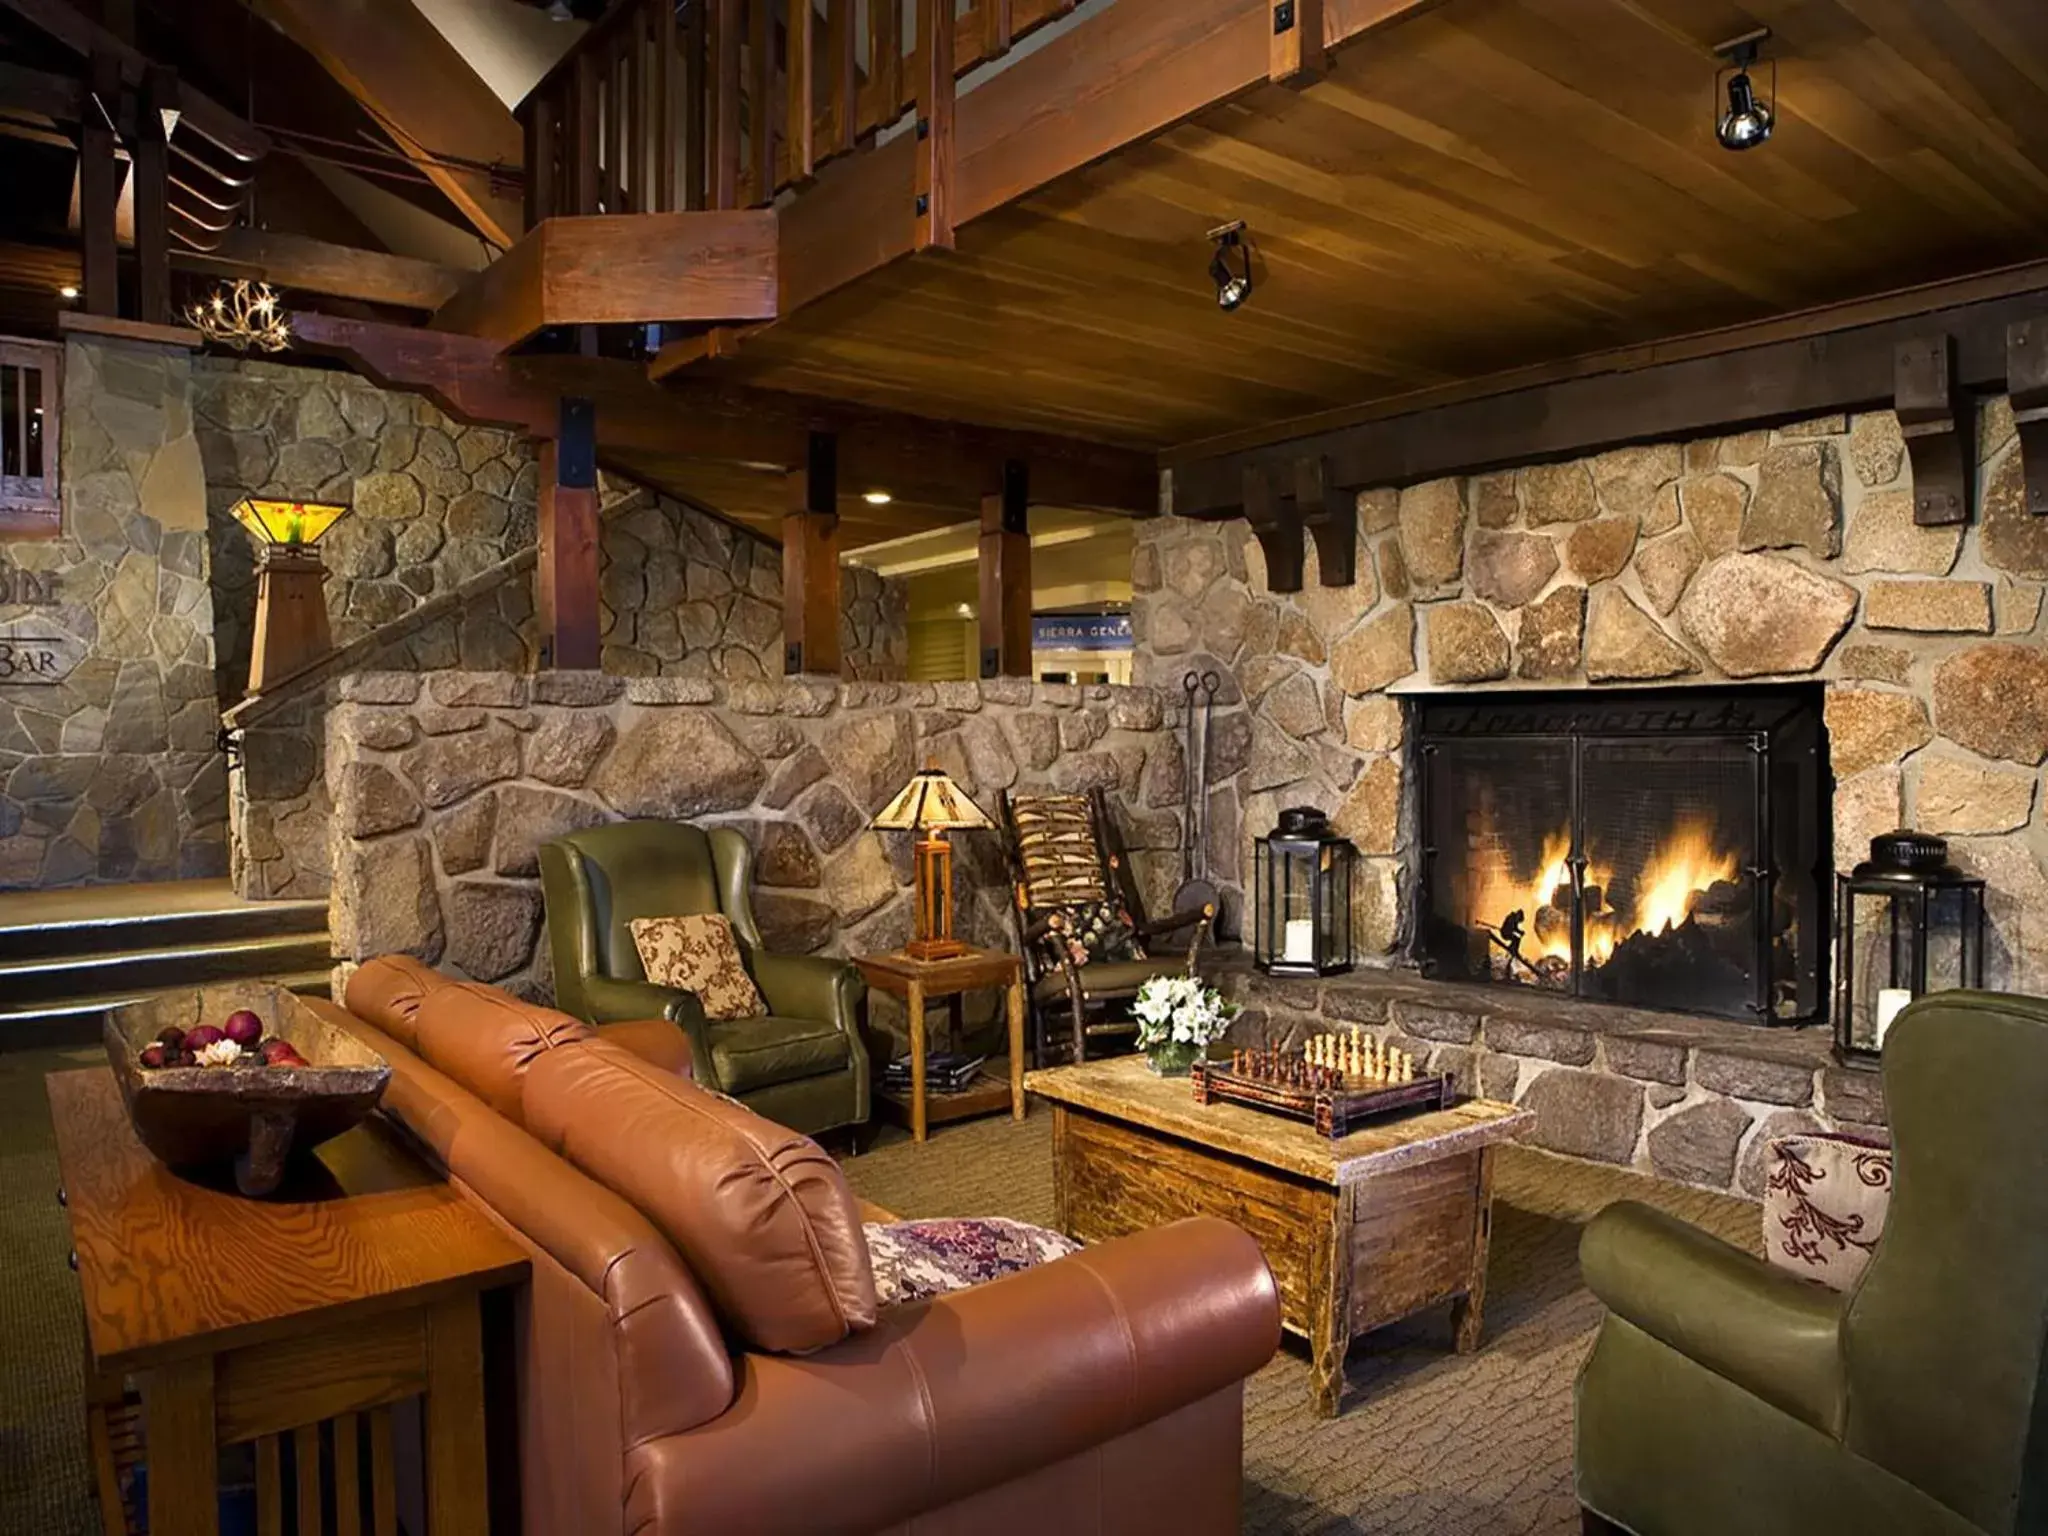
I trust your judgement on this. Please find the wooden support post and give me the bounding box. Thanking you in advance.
[787,0,814,184]
[1294,455,1356,585]
[526,93,557,226]
[2008,320,2048,518]
[981,0,1013,59]
[914,0,955,251]
[1895,335,1973,527]
[870,0,902,127]
[79,49,121,317]
[713,0,742,209]
[783,430,841,675]
[826,0,856,156]
[537,397,601,669]
[1244,464,1304,593]
[1270,0,1325,84]
[570,50,601,214]
[134,64,174,323]
[747,0,772,203]
[979,459,1032,679]
[655,0,678,211]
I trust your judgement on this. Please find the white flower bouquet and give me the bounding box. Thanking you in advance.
[1130,975,1239,1075]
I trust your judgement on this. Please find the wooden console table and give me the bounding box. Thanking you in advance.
[49,1068,527,1536]
[1028,1056,1532,1417]
[855,947,1026,1142]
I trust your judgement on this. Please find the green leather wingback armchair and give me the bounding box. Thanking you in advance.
[1576,990,2048,1536]
[538,820,869,1138]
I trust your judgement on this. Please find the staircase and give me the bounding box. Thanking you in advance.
[0,879,332,1044]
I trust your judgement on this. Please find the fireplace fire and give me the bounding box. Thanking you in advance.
[1413,687,1829,1025]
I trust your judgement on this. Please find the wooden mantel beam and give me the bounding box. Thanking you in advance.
[432,211,779,349]
[289,312,1159,516]
[183,230,468,312]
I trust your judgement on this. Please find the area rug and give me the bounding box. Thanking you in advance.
[844,1114,1759,1536]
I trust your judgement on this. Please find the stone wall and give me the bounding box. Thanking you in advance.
[323,672,1179,1044]
[0,336,226,887]
[1141,401,2048,995]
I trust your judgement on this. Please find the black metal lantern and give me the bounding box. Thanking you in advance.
[1254,805,1356,977]
[1832,830,1986,1068]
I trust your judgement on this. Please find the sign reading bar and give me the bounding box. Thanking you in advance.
[0,627,82,687]
[1031,613,1132,652]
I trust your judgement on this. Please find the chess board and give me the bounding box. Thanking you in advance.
[1190,1056,1454,1138]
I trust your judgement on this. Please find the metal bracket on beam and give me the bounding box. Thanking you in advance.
[1293,455,1355,586]
[1895,335,1974,527]
[1244,465,1304,593]
[2007,319,2048,517]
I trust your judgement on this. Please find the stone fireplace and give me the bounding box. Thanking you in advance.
[1412,684,1829,1026]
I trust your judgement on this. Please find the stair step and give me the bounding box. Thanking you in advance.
[0,933,335,1007]
[0,889,328,962]
[0,970,334,1049]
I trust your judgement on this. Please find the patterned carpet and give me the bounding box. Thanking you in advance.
[844,1113,1760,1536]
[0,1044,1757,1536]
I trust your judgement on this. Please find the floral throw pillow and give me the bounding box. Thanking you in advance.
[1762,1131,1893,1293]
[1043,900,1146,969]
[629,914,767,1021]
[864,1217,1082,1308]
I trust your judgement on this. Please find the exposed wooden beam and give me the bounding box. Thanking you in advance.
[431,211,778,348]
[290,312,1159,517]
[253,0,522,249]
[0,0,268,160]
[179,229,468,312]
[978,460,1031,678]
[783,431,841,675]
[1171,279,2048,518]
[538,398,601,669]
[646,324,757,381]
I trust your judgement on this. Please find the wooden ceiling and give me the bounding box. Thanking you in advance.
[694,0,2048,455]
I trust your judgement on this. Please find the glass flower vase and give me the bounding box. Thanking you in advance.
[1144,1040,1202,1077]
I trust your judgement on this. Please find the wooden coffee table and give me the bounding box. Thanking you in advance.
[1027,1056,1533,1417]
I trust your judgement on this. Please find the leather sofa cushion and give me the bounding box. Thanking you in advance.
[707,1015,850,1092]
[524,1039,877,1354]
[412,981,594,1124]
[344,954,453,1050]
[595,1017,694,1077]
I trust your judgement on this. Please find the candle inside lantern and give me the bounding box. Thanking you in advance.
[1874,988,1913,1047]
[1283,918,1315,964]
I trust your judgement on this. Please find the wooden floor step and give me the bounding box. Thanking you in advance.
[0,933,335,1007]
[0,879,327,962]
[0,969,334,1048]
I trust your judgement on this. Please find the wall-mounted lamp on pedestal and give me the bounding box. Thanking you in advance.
[231,498,351,693]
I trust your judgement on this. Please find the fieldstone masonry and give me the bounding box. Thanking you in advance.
[1142,400,2047,1193]
[325,672,1183,1051]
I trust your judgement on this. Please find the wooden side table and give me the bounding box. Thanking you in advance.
[49,1068,527,1536]
[854,947,1027,1142]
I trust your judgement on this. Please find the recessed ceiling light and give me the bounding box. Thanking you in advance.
[58,285,78,300]
[863,489,893,505]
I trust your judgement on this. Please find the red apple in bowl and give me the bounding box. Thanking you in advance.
[223,1010,263,1049]
[185,1025,225,1051]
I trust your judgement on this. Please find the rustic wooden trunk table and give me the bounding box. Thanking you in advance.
[1027,1056,1532,1417]
[49,1067,528,1536]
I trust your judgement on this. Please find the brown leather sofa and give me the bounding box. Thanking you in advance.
[315,956,1282,1536]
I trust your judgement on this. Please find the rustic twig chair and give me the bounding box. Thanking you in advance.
[998,788,1214,1065]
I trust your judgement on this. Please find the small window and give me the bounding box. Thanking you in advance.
[0,339,61,538]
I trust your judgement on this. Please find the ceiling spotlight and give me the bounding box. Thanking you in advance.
[863,489,893,505]
[58,284,78,300]
[1208,220,1253,312]
[1714,29,1775,152]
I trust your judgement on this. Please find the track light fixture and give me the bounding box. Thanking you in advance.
[1208,221,1253,312]
[1714,29,1775,152]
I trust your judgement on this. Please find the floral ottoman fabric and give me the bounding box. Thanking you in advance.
[864,1217,1082,1308]
[1762,1132,1894,1292]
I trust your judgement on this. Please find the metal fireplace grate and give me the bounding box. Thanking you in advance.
[1412,687,1829,1025]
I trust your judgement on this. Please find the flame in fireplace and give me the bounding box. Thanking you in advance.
[1471,814,1739,975]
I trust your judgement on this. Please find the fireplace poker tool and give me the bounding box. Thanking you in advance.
[1173,671,1221,925]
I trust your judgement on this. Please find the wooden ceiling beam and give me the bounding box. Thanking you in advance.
[251,0,523,250]
[431,212,779,348]
[290,313,1158,519]
[1170,276,2048,517]
[179,230,468,312]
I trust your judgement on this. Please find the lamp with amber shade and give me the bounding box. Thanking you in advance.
[872,764,993,961]
[230,498,352,693]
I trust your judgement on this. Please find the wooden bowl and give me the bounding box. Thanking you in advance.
[105,983,390,1197]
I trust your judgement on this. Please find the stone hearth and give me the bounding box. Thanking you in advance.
[1214,953,1881,1198]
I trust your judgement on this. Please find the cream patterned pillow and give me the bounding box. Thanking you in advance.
[629,914,767,1021]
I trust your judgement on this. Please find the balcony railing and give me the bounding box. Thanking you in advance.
[518,0,1076,222]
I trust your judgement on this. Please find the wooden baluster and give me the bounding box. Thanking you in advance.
[914,0,954,250]
[625,14,647,212]
[524,92,556,226]
[255,1433,283,1536]
[369,1407,397,1536]
[869,0,901,132]
[980,0,1011,60]
[656,0,679,211]
[571,48,601,214]
[787,0,815,185]
[713,0,741,209]
[826,0,856,156]
[295,1423,323,1536]
[748,0,772,203]
[334,1414,362,1536]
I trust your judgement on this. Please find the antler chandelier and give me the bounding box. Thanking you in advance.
[186,280,291,352]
